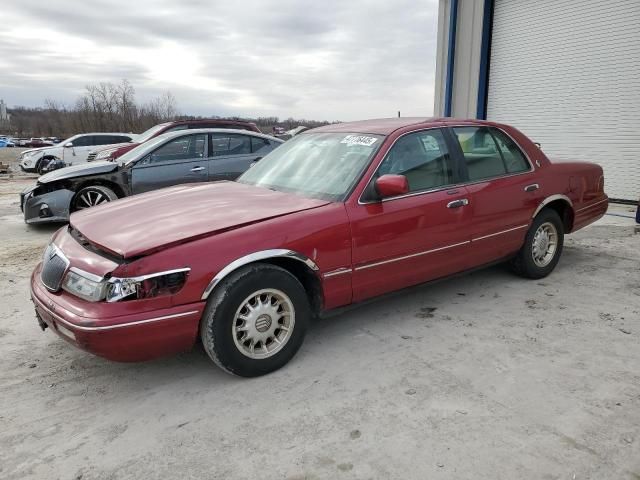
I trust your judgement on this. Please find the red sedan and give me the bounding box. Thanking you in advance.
[30,118,608,376]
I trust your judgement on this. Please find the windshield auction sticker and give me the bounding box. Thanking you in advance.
[340,135,378,147]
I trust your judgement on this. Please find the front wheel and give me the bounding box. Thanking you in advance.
[200,263,310,377]
[510,208,564,279]
[71,185,118,212]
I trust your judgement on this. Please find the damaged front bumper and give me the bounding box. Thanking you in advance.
[21,185,74,224]
[30,263,205,362]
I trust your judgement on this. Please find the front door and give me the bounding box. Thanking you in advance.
[347,128,472,301]
[131,133,208,194]
[62,135,94,165]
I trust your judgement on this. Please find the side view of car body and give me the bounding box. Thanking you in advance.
[21,128,283,223]
[86,119,262,163]
[19,133,137,173]
[29,118,608,376]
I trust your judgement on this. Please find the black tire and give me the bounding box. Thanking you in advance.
[200,263,310,377]
[71,185,118,212]
[510,208,564,279]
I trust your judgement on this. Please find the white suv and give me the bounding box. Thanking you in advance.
[19,132,137,173]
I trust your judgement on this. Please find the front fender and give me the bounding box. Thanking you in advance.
[200,249,319,300]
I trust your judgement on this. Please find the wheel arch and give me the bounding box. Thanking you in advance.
[74,179,126,199]
[201,249,323,315]
[532,194,574,232]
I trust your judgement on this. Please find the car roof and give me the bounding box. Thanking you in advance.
[309,117,494,135]
[73,132,136,136]
[165,118,257,126]
[155,128,283,142]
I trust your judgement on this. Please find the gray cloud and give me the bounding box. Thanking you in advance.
[1,0,439,120]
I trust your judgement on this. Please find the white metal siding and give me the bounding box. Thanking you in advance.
[487,0,640,201]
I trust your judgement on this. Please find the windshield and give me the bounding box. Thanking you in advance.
[134,123,171,144]
[238,132,383,201]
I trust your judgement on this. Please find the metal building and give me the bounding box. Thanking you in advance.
[434,0,640,202]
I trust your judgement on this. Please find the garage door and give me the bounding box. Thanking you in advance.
[487,0,640,201]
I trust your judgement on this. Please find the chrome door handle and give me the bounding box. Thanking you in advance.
[190,166,205,172]
[447,198,469,209]
[524,183,539,192]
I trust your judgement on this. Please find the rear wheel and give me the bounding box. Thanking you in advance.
[510,208,564,279]
[71,185,118,212]
[200,263,310,377]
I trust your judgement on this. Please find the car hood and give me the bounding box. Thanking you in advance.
[22,145,56,155]
[69,181,331,258]
[38,161,119,183]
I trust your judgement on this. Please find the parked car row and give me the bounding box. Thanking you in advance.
[19,133,137,173]
[26,117,608,377]
[86,118,261,162]
[18,119,262,174]
[0,136,16,148]
[21,128,282,223]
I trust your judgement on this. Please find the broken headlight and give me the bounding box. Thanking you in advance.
[61,268,190,302]
[105,269,190,303]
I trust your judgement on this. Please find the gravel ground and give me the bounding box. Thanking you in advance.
[0,150,639,479]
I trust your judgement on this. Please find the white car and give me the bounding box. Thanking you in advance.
[19,132,137,173]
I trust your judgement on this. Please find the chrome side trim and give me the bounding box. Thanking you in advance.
[532,194,573,218]
[112,268,191,283]
[472,224,529,242]
[201,249,319,300]
[323,267,352,278]
[575,198,608,213]
[68,267,104,283]
[354,241,470,271]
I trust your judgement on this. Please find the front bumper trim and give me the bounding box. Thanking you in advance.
[33,293,199,332]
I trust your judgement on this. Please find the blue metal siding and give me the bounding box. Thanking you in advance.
[476,0,494,119]
[443,0,459,117]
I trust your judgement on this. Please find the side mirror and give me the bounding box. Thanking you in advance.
[375,174,409,199]
[64,142,73,148]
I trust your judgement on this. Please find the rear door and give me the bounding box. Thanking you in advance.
[449,126,542,265]
[130,133,208,194]
[207,133,261,180]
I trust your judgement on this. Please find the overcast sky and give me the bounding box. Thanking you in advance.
[0,0,439,121]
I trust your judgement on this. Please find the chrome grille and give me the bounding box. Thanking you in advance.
[41,245,69,291]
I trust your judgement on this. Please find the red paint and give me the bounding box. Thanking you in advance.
[30,118,608,362]
[375,174,409,198]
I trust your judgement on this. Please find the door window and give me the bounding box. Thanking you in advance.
[251,136,273,155]
[210,133,251,157]
[490,128,530,173]
[71,135,93,147]
[146,134,206,164]
[376,129,453,193]
[452,126,529,180]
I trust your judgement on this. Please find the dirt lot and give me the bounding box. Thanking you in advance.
[1,146,639,479]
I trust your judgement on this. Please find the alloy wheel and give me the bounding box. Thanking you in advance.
[74,190,111,210]
[531,221,558,267]
[232,288,295,359]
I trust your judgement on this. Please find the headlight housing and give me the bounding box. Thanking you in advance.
[62,268,106,302]
[61,268,190,302]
